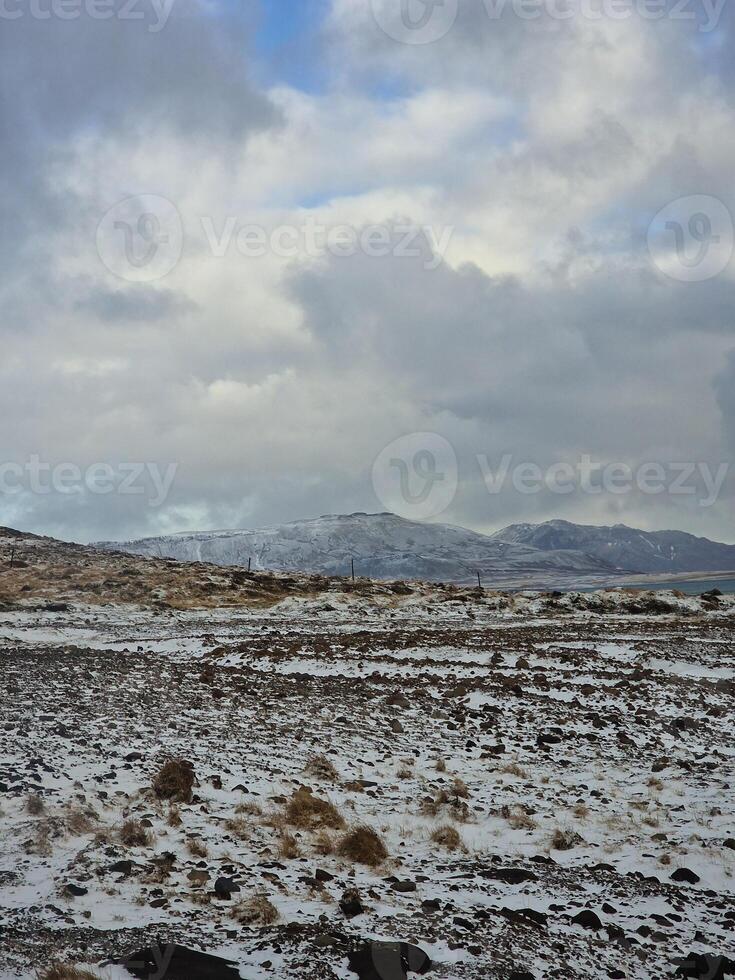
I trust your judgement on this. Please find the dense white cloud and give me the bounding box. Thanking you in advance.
[1,0,734,543]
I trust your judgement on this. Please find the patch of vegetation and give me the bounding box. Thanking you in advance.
[152,758,195,803]
[284,787,345,831]
[337,824,388,866]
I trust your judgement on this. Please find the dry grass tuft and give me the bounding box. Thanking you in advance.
[26,793,45,816]
[501,762,529,779]
[167,806,182,828]
[232,893,279,926]
[119,819,152,848]
[277,831,301,859]
[434,757,448,773]
[65,806,97,836]
[431,824,462,850]
[224,817,250,841]
[152,759,195,803]
[420,783,471,823]
[313,830,335,856]
[337,824,388,866]
[505,806,538,831]
[284,787,345,831]
[36,965,100,980]
[305,753,339,781]
[187,838,208,858]
[551,827,583,851]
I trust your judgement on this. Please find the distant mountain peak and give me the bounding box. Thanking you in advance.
[97,513,735,584]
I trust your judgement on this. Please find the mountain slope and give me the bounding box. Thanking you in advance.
[98,512,621,584]
[492,519,735,574]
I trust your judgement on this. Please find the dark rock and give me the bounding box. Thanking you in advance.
[421,898,441,912]
[391,880,417,893]
[108,860,133,876]
[347,941,432,980]
[572,910,602,930]
[509,973,536,980]
[119,944,241,979]
[674,952,734,979]
[671,867,700,885]
[63,883,88,897]
[480,868,537,885]
[340,887,364,918]
[500,907,547,928]
[315,868,335,882]
[214,877,240,898]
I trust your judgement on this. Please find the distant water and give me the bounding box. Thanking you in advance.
[575,577,735,595]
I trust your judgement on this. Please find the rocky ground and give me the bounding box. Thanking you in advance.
[0,528,733,979]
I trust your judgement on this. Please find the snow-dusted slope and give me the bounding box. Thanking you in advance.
[98,512,621,584]
[493,519,735,574]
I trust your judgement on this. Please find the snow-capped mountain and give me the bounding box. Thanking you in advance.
[492,519,735,574]
[97,512,622,585]
[98,513,735,584]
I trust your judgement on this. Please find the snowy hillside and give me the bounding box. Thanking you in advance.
[493,519,735,574]
[98,512,621,585]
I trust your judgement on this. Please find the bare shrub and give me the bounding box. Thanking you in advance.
[65,806,97,836]
[337,825,388,866]
[284,787,345,831]
[420,785,470,823]
[505,806,538,831]
[313,830,335,856]
[305,753,338,781]
[232,894,279,926]
[187,838,208,858]
[501,762,528,779]
[26,793,45,816]
[551,828,584,851]
[434,757,447,773]
[224,817,250,841]
[277,831,301,859]
[431,824,462,850]
[152,759,195,803]
[119,819,152,848]
[36,965,100,980]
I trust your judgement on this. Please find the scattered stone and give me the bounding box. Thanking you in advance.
[391,879,417,893]
[339,887,364,918]
[671,867,701,885]
[119,944,241,979]
[347,941,432,980]
[571,910,602,930]
[214,876,240,898]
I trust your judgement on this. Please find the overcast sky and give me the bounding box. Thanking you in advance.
[2,0,735,543]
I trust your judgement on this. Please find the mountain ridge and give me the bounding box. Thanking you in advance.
[95,512,735,586]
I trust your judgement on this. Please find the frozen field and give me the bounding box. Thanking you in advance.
[0,531,733,979]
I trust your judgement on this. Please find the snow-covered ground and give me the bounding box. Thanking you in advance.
[1,584,733,979]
